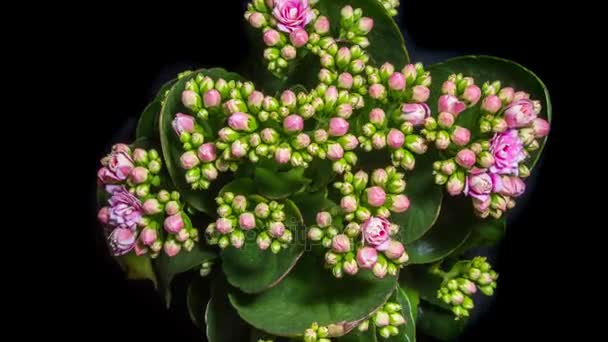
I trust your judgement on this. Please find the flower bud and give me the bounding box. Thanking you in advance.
[492,117,508,132]
[336,47,352,69]
[384,240,405,259]
[163,214,184,234]
[372,258,388,278]
[371,133,386,150]
[327,143,344,160]
[481,95,502,114]
[340,195,357,213]
[451,126,471,146]
[513,91,530,101]
[438,94,466,115]
[269,221,285,238]
[263,29,280,46]
[289,28,308,47]
[239,212,256,230]
[254,231,270,250]
[332,234,351,253]
[405,135,428,154]
[386,128,405,149]
[355,206,371,221]
[216,218,233,235]
[447,171,465,196]
[230,230,245,249]
[368,84,386,100]
[357,246,378,269]
[497,86,514,104]
[314,15,330,34]
[328,117,350,137]
[338,134,358,151]
[280,45,296,60]
[337,72,353,90]
[202,89,221,108]
[181,90,202,111]
[366,186,386,207]
[455,149,476,168]
[388,72,405,91]
[390,194,410,213]
[442,80,456,95]
[462,84,482,105]
[180,151,200,170]
[163,240,181,257]
[532,118,550,138]
[275,146,292,164]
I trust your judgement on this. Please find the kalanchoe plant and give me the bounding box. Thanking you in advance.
[95,0,551,341]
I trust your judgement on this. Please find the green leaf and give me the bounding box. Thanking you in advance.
[221,198,306,293]
[337,324,377,342]
[154,238,217,307]
[399,266,448,310]
[206,275,250,342]
[116,252,158,286]
[406,198,473,264]
[428,55,552,169]
[291,190,335,226]
[417,302,465,341]
[392,150,443,244]
[253,167,311,199]
[159,68,243,214]
[316,0,409,67]
[187,276,211,329]
[136,79,177,140]
[451,217,506,258]
[228,249,397,337]
[388,286,418,342]
[305,158,335,193]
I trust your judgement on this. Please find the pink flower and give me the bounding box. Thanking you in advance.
[369,84,386,99]
[316,211,332,227]
[283,114,304,133]
[366,186,386,207]
[239,212,256,230]
[98,207,110,224]
[107,186,142,231]
[451,126,471,146]
[263,29,281,46]
[481,95,502,114]
[455,149,476,168]
[438,95,466,115]
[412,85,430,103]
[272,0,314,33]
[361,216,391,250]
[504,99,538,128]
[269,222,285,238]
[129,166,149,184]
[357,246,378,269]
[357,17,374,34]
[314,15,330,34]
[438,112,455,128]
[216,218,233,234]
[489,129,526,175]
[384,241,405,260]
[164,214,184,234]
[442,80,456,95]
[497,175,526,198]
[164,240,181,257]
[464,169,500,201]
[326,143,344,160]
[180,151,200,170]
[172,113,196,136]
[332,234,351,253]
[198,143,217,162]
[341,195,357,213]
[390,194,410,213]
[387,129,405,149]
[338,72,353,89]
[462,85,481,105]
[275,147,291,164]
[140,228,157,246]
[328,117,349,136]
[369,108,386,126]
[388,72,405,91]
[228,112,256,131]
[203,89,221,108]
[108,228,137,256]
[231,140,248,158]
[401,103,430,126]
[289,28,308,47]
[532,118,550,138]
[98,151,134,184]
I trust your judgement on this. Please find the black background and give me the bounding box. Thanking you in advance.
[70,1,570,340]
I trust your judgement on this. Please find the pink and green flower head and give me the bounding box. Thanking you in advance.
[272,0,314,33]
[489,129,526,175]
[361,216,391,250]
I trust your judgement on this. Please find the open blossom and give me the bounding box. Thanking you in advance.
[108,228,137,256]
[98,150,134,184]
[464,169,500,201]
[272,0,314,33]
[489,129,526,175]
[400,103,430,126]
[107,186,142,231]
[504,99,538,128]
[361,216,391,250]
[438,95,466,115]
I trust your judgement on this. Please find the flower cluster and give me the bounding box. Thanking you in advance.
[358,301,407,338]
[433,257,498,319]
[205,192,293,253]
[303,322,332,342]
[426,74,550,218]
[97,144,198,257]
[377,0,400,16]
[308,167,409,278]
[245,0,317,76]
